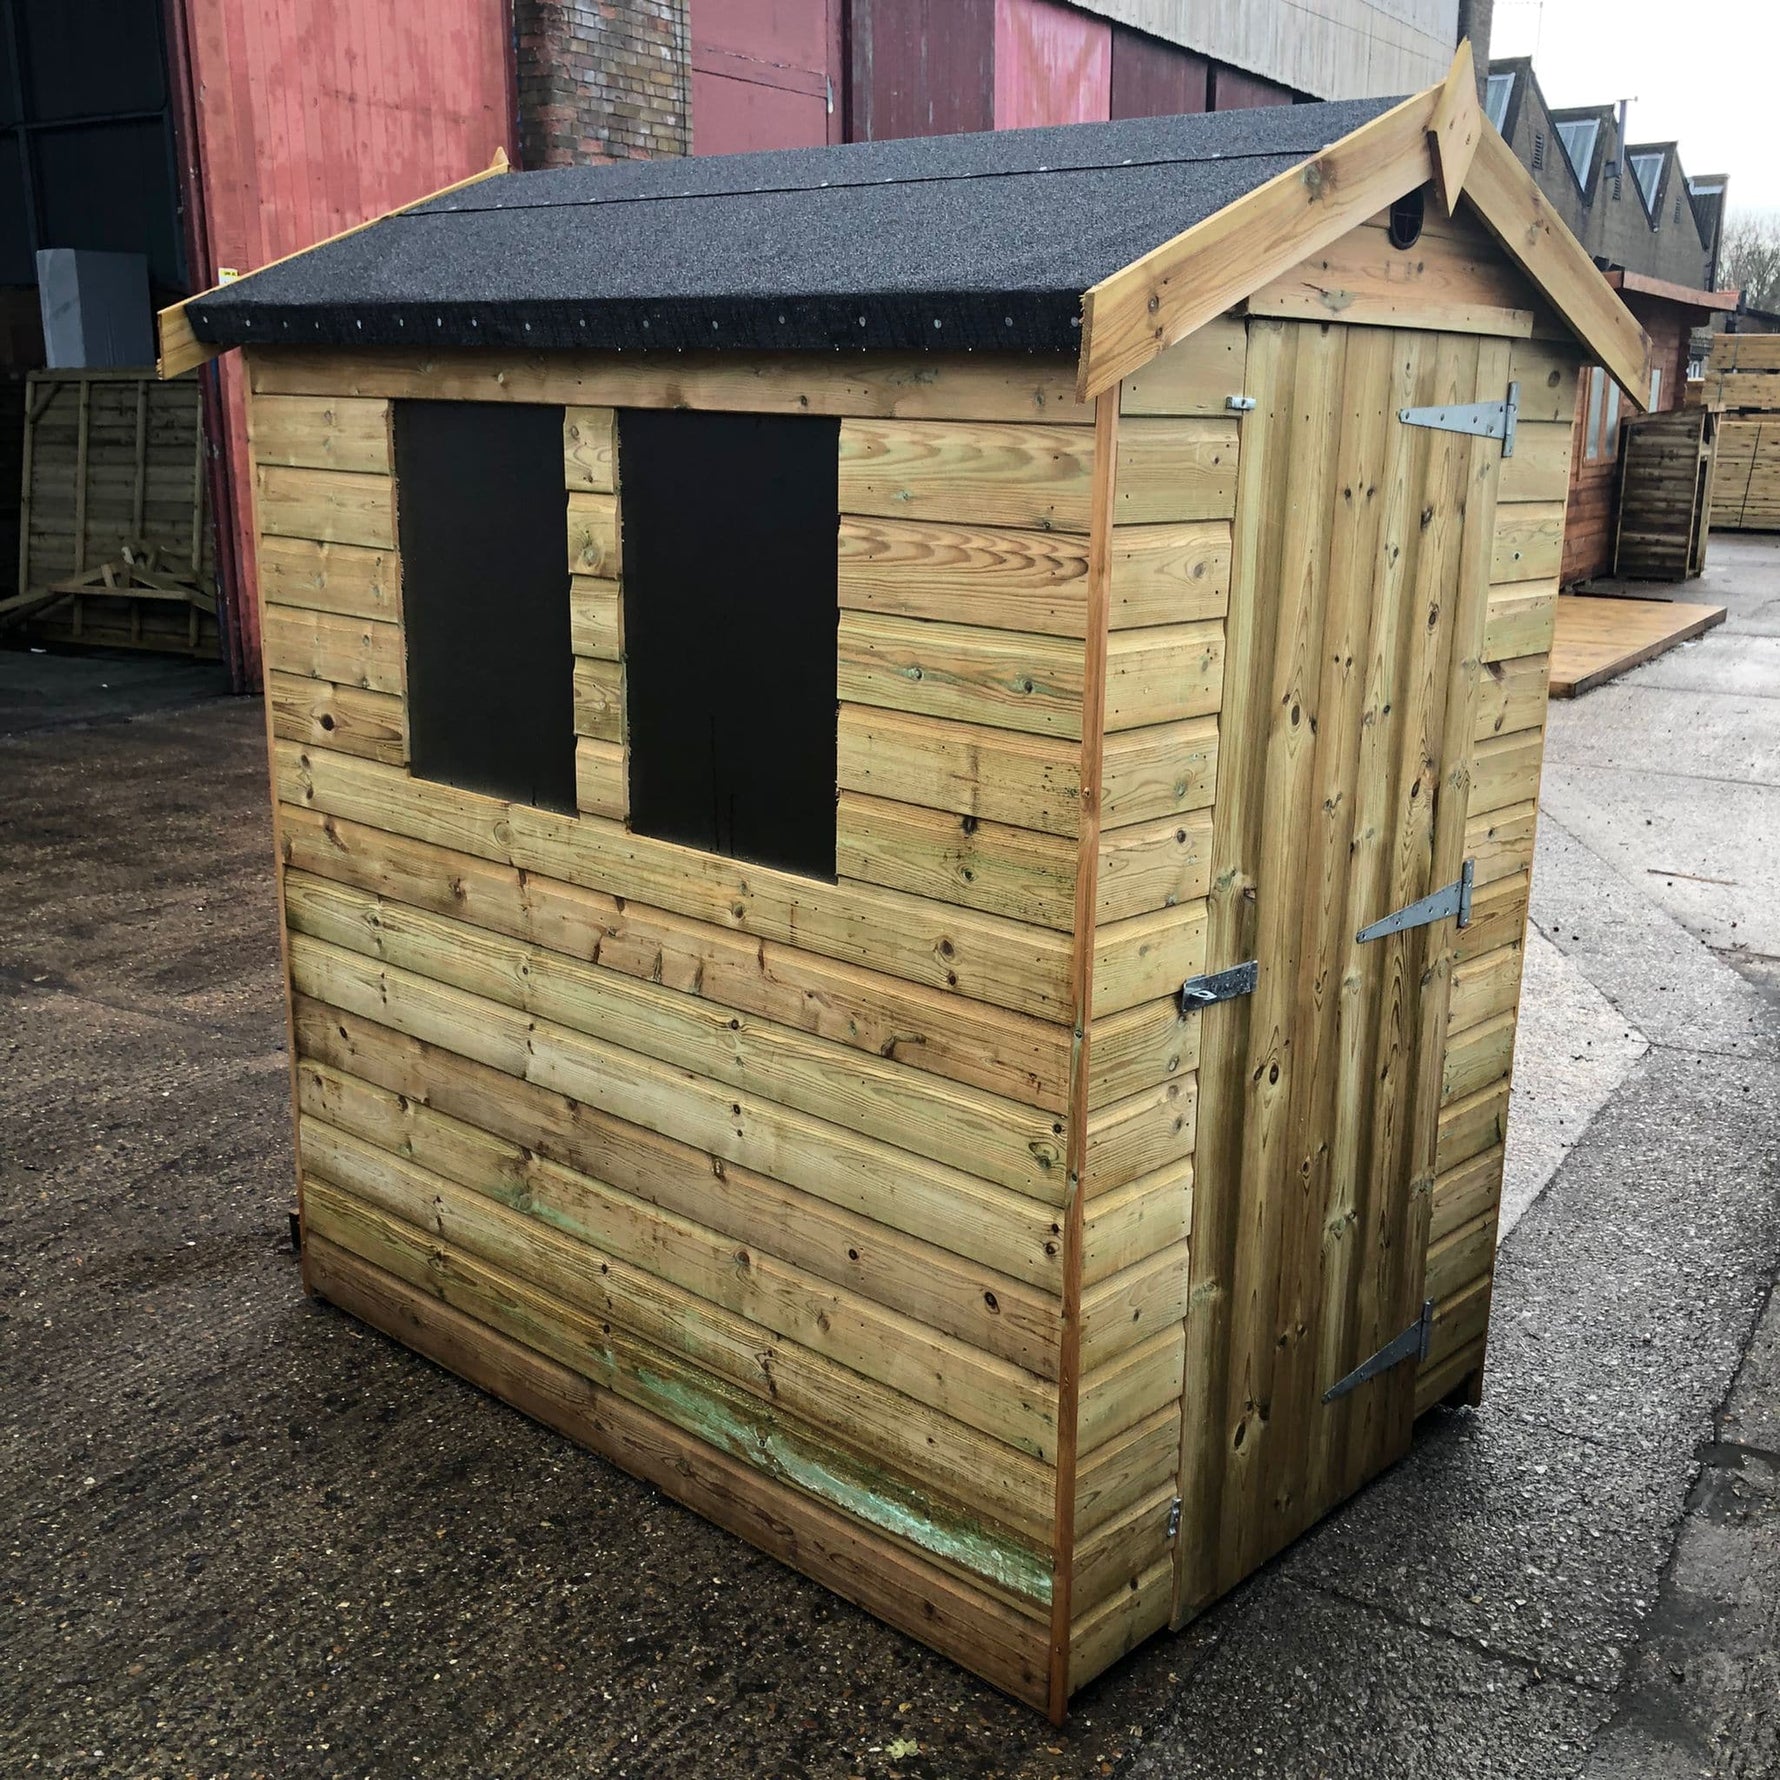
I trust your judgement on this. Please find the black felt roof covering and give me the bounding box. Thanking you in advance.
[189,97,1401,355]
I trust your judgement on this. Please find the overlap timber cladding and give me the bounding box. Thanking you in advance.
[247,343,1238,1710]
[1421,338,1577,1409]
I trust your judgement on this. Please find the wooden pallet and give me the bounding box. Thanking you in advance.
[1614,407,1715,580]
[1548,593,1727,697]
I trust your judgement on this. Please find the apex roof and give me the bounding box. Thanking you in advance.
[186,98,1400,357]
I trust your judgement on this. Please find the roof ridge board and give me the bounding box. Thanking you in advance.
[402,147,1323,220]
[413,95,1402,217]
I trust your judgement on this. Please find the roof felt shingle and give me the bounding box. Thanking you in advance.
[188,97,1400,355]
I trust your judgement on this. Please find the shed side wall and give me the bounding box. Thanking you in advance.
[245,347,1191,1709]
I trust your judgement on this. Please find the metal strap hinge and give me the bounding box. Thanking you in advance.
[1166,1496,1182,1539]
[1322,1299,1434,1403]
[1355,859,1474,945]
[1179,959,1259,1014]
[1225,394,1257,412]
[1399,380,1519,455]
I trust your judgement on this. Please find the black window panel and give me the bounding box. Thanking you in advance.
[620,409,839,880]
[395,401,575,813]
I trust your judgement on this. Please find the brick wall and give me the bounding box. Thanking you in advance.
[514,0,690,166]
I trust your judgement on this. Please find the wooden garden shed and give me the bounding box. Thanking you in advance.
[161,47,1649,1721]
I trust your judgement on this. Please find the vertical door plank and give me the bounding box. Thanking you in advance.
[1215,321,1348,1587]
[1265,325,1396,1549]
[1172,317,1291,1623]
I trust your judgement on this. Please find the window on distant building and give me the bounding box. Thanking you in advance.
[1630,151,1664,217]
[619,409,840,880]
[1485,73,1514,133]
[1555,117,1598,186]
[1650,367,1664,410]
[1586,367,1606,461]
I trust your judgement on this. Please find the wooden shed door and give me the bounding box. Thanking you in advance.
[1176,321,1509,1616]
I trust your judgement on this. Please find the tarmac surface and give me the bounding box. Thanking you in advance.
[3,541,1779,1778]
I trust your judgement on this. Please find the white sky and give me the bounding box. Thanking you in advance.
[1491,0,1779,212]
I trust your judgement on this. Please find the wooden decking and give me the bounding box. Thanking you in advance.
[1548,594,1727,699]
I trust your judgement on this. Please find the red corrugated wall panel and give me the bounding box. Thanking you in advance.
[1210,64,1295,109]
[690,0,843,153]
[992,0,1110,130]
[849,0,996,141]
[182,0,514,686]
[1109,24,1208,119]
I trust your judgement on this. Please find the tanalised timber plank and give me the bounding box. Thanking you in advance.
[278,804,1071,1110]
[1465,799,1538,887]
[838,516,1090,637]
[1097,812,1213,922]
[1470,726,1545,814]
[837,708,1083,838]
[1117,316,1247,416]
[1081,1159,1193,1284]
[1490,503,1565,585]
[275,742,1076,1022]
[1091,902,1207,1019]
[267,671,405,765]
[1100,717,1219,826]
[261,606,404,694]
[301,1116,1059,1461]
[283,872,1067,1200]
[569,575,621,660]
[1473,652,1549,740]
[258,534,400,621]
[574,737,626,821]
[839,612,1086,739]
[1071,1482,1176,1622]
[257,463,394,549]
[1087,997,1199,1111]
[1109,523,1232,628]
[837,792,1077,930]
[1076,1327,1184,1456]
[296,1009,1060,1380]
[252,347,1093,425]
[571,656,625,743]
[567,491,620,578]
[1079,1249,1192,1372]
[1068,1557,1173,1689]
[252,394,390,473]
[288,941,1066,1288]
[1074,1403,1182,1539]
[1483,579,1558,661]
[839,419,1096,533]
[562,406,615,492]
[304,1237,1054,1708]
[1113,419,1240,523]
[1103,622,1225,730]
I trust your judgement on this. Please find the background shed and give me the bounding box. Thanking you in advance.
[168,58,1650,1720]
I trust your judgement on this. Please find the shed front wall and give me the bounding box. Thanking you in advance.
[1066,205,1583,1689]
[244,344,1238,1712]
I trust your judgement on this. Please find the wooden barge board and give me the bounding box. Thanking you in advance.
[1548,595,1728,698]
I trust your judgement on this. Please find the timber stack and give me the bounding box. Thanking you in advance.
[1705,333,1780,532]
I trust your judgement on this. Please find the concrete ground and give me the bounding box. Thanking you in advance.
[2,542,1777,1778]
